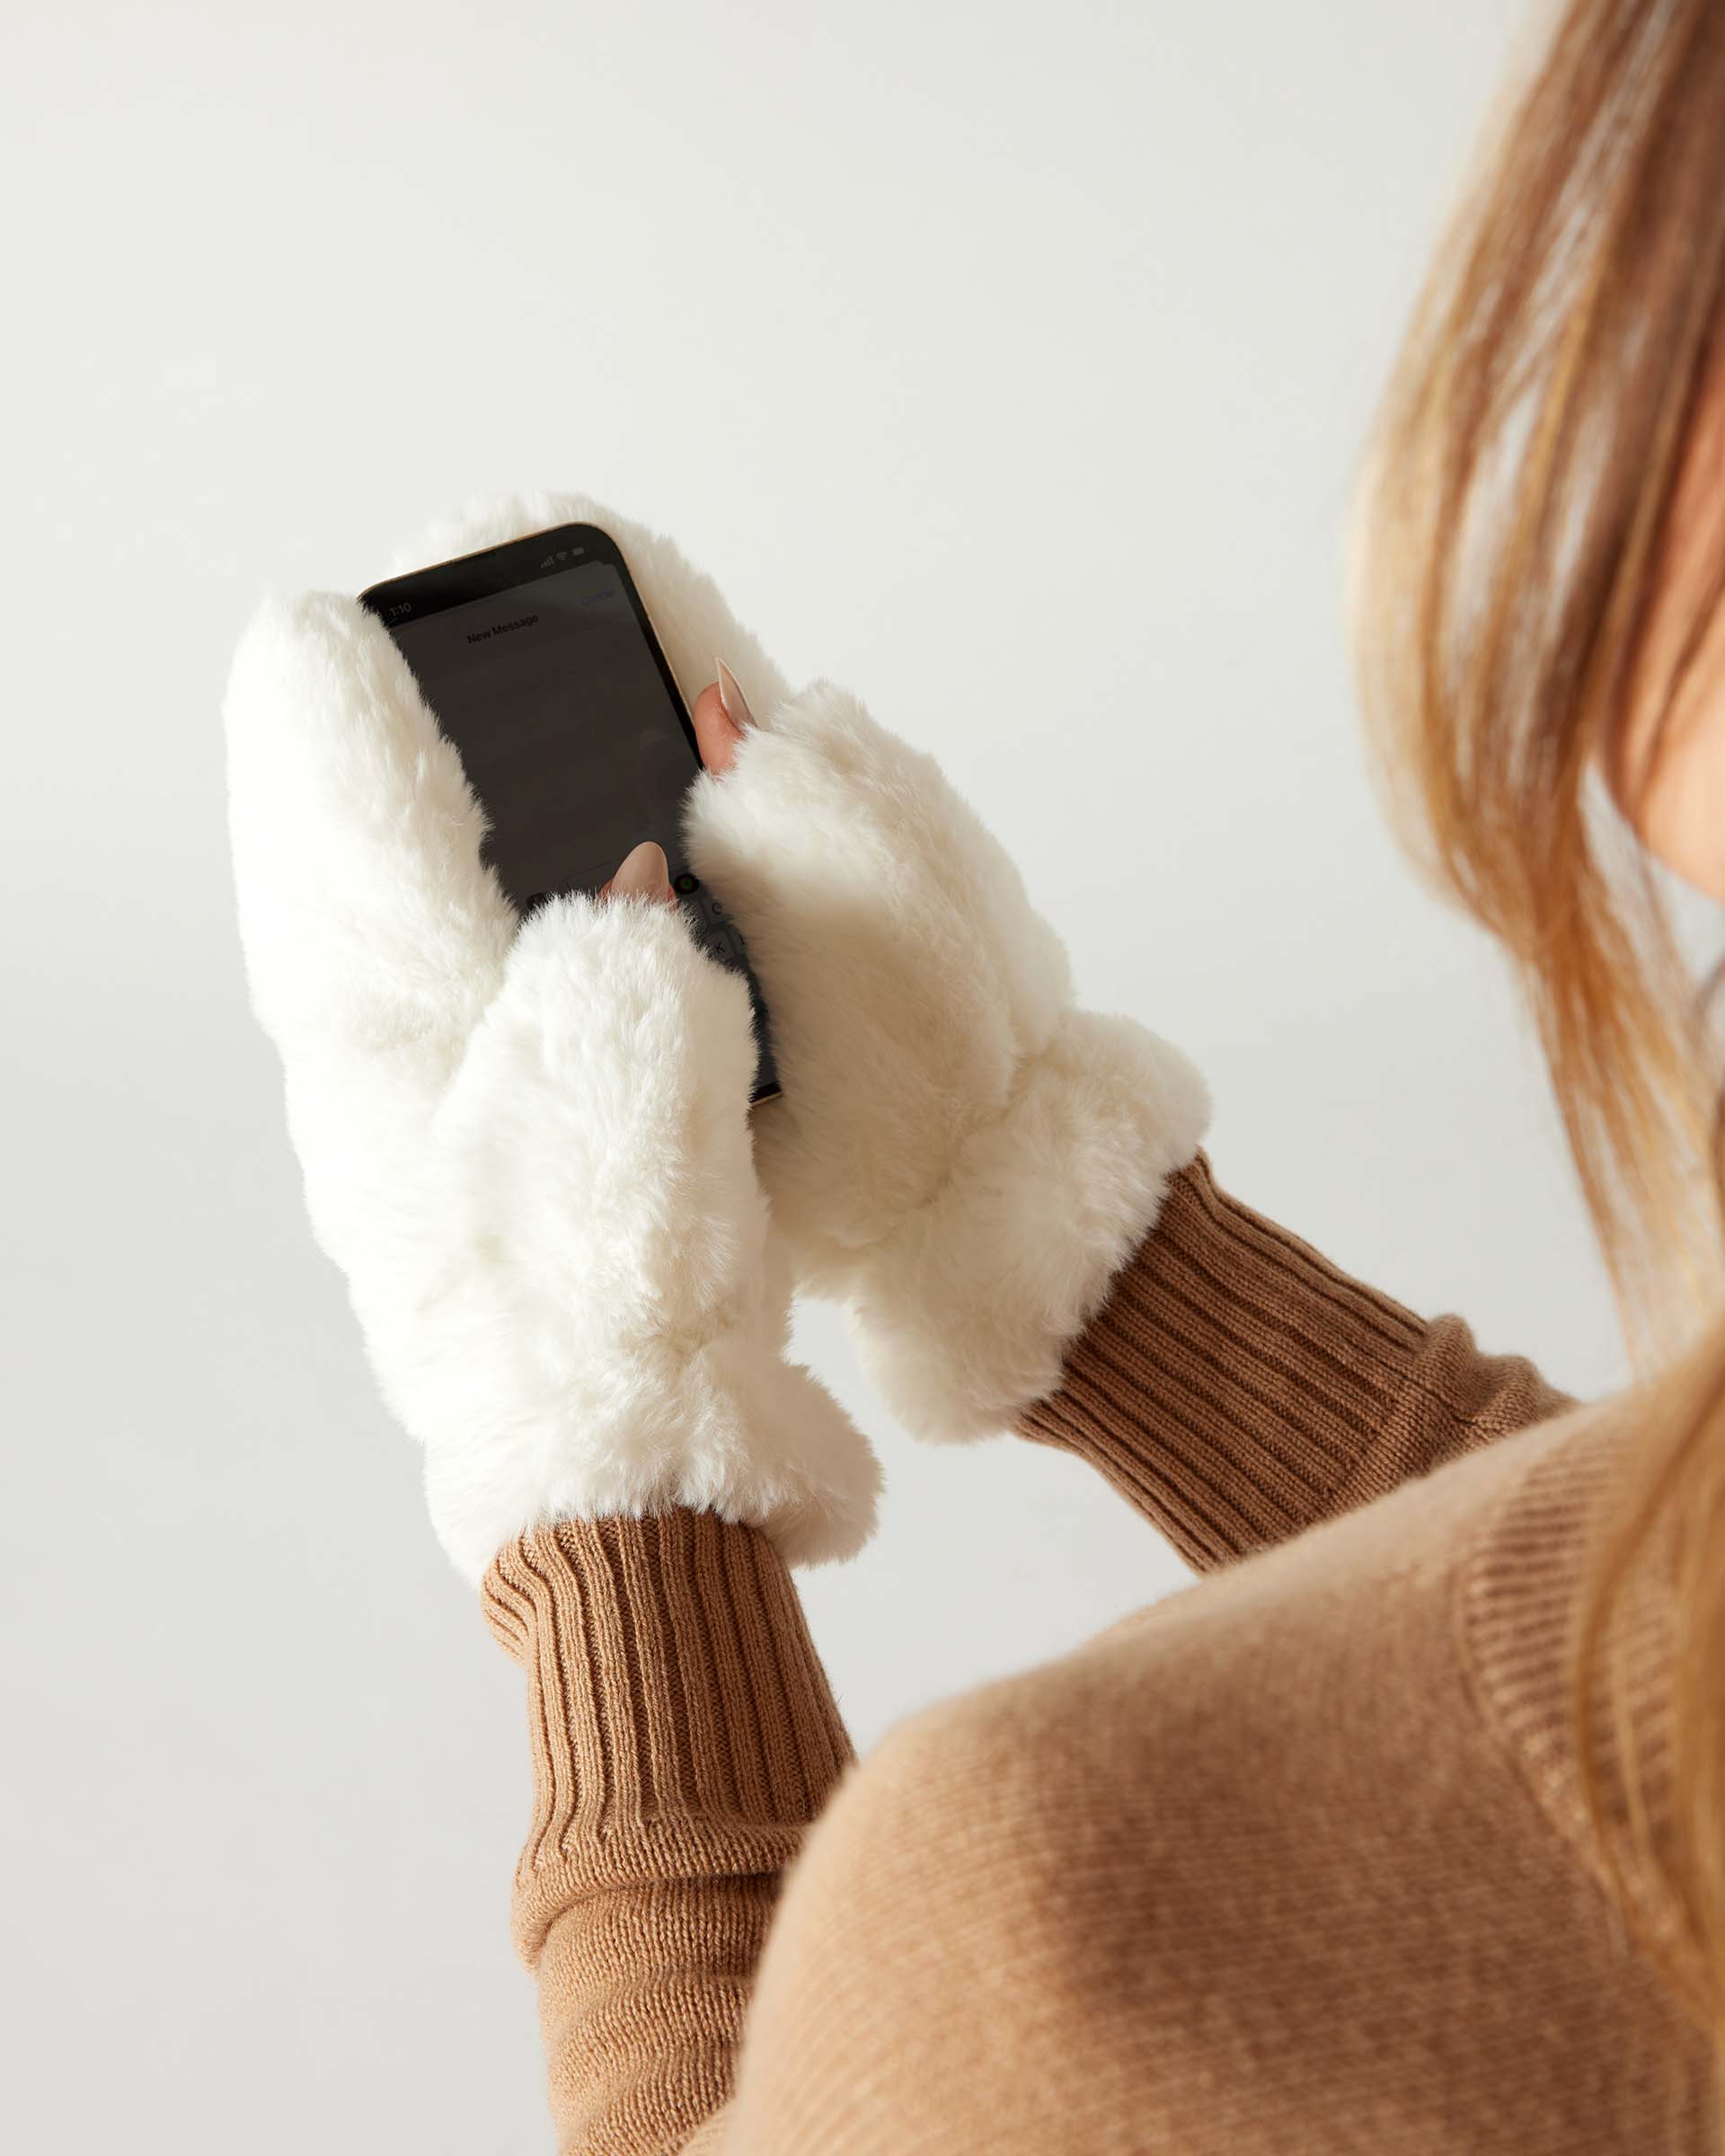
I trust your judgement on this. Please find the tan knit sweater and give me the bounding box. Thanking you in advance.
[481,1153,1714,2153]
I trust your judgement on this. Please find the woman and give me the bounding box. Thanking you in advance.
[223,2,1725,2147]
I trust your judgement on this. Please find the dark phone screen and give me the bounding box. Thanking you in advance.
[372,546,779,1098]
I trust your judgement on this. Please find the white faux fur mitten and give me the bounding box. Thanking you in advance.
[686,693,1212,1446]
[333,490,1210,1454]
[223,581,880,1586]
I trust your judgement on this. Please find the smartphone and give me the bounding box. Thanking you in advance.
[359,522,780,1102]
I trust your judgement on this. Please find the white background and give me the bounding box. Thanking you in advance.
[4,4,1624,2149]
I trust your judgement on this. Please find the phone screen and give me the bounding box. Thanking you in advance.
[361,526,779,1100]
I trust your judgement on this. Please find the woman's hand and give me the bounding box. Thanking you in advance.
[349,489,1209,1454]
[681,652,1210,1445]
[222,585,880,1586]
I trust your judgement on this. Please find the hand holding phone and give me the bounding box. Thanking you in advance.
[222,567,882,1581]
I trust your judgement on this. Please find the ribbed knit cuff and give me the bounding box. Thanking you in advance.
[1017,1151,1428,1569]
[482,1510,854,1966]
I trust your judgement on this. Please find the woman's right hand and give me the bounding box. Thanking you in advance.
[678,650,1211,1451]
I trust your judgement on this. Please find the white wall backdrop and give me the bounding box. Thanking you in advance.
[4,4,1619,2148]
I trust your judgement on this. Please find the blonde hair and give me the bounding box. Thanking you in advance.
[1344,0,1725,2096]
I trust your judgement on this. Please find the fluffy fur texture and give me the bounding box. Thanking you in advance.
[373,490,1212,1446]
[684,684,1213,1443]
[223,577,880,1585]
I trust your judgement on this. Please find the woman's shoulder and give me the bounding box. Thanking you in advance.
[824,1393,1623,1863]
[736,1396,1708,2152]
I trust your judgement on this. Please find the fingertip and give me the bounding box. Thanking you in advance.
[604,840,677,905]
[692,680,746,775]
[714,658,756,729]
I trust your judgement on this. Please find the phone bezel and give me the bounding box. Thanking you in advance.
[358,520,782,1106]
[358,520,703,769]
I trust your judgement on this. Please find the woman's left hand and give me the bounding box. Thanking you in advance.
[222,588,880,1586]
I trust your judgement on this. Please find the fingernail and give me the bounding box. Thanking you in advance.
[611,840,671,898]
[715,658,756,729]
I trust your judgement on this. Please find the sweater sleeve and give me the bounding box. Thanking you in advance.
[480,1509,854,2156]
[1016,1149,1575,1570]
